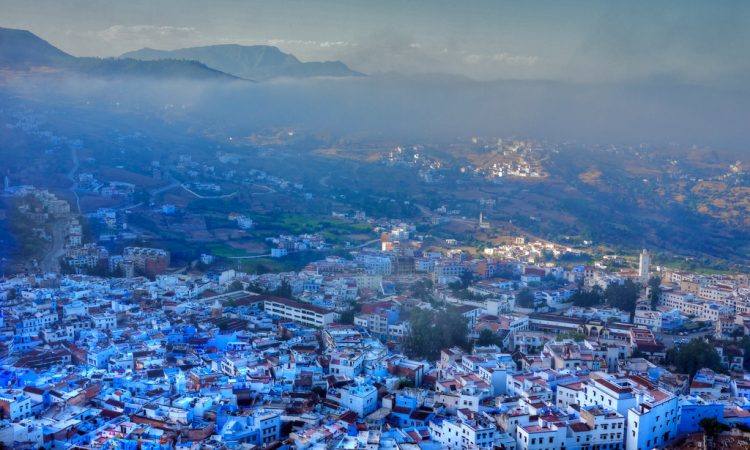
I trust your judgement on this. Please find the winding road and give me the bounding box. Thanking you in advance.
[180,184,237,199]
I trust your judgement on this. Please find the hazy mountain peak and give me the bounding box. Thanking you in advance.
[121,44,363,80]
[0,26,72,66]
[0,27,239,80]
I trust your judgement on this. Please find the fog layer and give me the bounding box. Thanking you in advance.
[4,73,749,151]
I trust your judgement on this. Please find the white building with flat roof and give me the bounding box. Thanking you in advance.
[262,296,336,327]
[431,411,505,449]
[0,390,32,421]
[337,384,378,417]
[577,374,678,450]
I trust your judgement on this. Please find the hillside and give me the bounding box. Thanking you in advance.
[121,44,363,80]
[0,27,73,67]
[0,27,237,80]
[69,57,236,80]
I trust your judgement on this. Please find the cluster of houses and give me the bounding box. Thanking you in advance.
[3,186,72,248]
[78,173,136,199]
[1,219,750,448]
[176,154,306,195]
[0,275,742,450]
[64,244,170,278]
[267,234,328,258]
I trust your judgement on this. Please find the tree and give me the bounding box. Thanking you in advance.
[476,329,503,347]
[311,386,327,399]
[515,288,535,309]
[648,276,662,309]
[604,279,640,314]
[452,288,483,302]
[665,339,723,376]
[412,279,442,305]
[558,331,587,342]
[397,377,415,389]
[411,279,433,300]
[226,280,244,292]
[458,271,474,289]
[541,273,565,289]
[246,282,264,294]
[271,280,294,299]
[338,302,361,325]
[404,307,469,360]
[729,328,744,341]
[570,286,604,308]
[741,337,750,370]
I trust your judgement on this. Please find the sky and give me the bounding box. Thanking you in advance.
[1,0,749,84]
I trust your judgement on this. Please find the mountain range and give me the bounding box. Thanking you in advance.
[0,27,362,81]
[121,44,362,80]
[0,27,72,67]
[0,27,235,80]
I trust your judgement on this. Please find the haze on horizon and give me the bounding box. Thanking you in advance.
[0,0,748,272]
[1,0,749,86]
[1,1,750,151]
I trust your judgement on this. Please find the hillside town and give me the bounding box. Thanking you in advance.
[1,196,750,450]
[2,4,750,449]
[2,159,750,450]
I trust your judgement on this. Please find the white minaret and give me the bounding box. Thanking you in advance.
[638,249,650,282]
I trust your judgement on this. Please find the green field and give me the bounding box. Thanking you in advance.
[251,213,373,242]
[205,243,250,258]
[237,250,337,274]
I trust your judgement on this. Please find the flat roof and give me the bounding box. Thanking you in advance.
[261,295,332,315]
